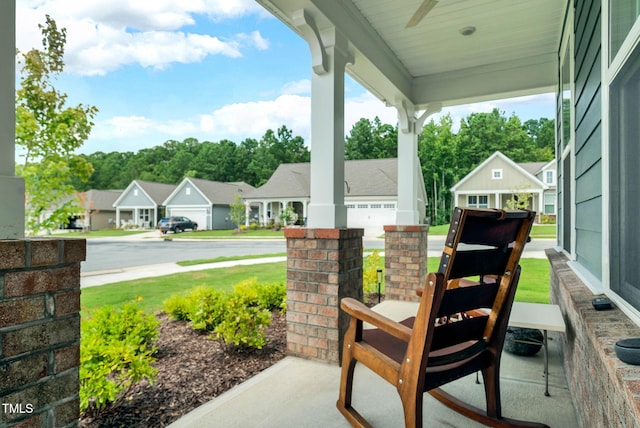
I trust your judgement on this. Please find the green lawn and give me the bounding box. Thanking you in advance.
[81,262,286,314]
[56,229,148,237]
[83,254,549,315]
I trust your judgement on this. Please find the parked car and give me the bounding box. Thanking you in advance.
[157,216,198,233]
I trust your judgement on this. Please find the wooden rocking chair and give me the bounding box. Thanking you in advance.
[337,207,548,428]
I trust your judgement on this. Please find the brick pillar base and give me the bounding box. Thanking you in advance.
[383,225,429,302]
[0,238,85,428]
[284,228,363,365]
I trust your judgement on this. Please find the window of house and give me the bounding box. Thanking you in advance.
[468,195,488,208]
[610,38,640,310]
[346,204,355,208]
[544,193,556,214]
[610,0,640,62]
[383,203,395,209]
[186,187,191,195]
[491,169,503,179]
[370,204,382,208]
[357,204,368,209]
[134,189,138,196]
[545,170,555,184]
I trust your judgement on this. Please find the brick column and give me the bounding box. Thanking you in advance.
[383,225,429,302]
[284,228,363,365]
[0,238,85,428]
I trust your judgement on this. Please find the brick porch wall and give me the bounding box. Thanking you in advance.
[0,239,86,428]
[283,228,363,365]
[383,225,429,302]
[547,249,640,427]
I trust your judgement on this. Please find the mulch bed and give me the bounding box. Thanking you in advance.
[80,311,287,428]
[80,294,383,427]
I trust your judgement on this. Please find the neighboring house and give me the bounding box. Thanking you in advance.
[244,158,427,236]
[77,189,130,230]
[163,177,257,230]
[112,180,176,228]
[450,151,556,219]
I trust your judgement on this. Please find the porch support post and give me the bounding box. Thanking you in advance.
[394,101,441,224]
[0,1,24,239]
[299,16,352,228]
[284,228,363,364]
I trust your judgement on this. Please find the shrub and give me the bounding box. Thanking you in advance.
[214,295,272,349]
[80,301,159,414]
[185,287,228,331]
[163,294,190,321]
[233,278,286,311]
[363,249,384,294]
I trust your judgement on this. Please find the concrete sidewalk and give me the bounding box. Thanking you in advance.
[80,256,287,288]
[168,300,577,428]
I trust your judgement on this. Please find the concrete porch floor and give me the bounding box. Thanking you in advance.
[169,301,578,428]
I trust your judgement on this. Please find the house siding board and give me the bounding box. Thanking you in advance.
[576,228,603,278]
[454,157,537,192]
[575,123,602,176]
[212,205,233,230]
[117,188,154,207]
[573,0,602,280]
[169,189,208,205]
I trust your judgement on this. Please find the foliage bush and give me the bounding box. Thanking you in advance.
[80,301,159,414]
[233,277,286,311]
[363,250,384,294]
[214,295,272,349]
[163,286,228,331]
[162,279,286,350]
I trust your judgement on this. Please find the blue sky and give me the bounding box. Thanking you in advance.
[16,0,555,155]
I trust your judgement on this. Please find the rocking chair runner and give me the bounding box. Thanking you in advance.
[336,207,548,428]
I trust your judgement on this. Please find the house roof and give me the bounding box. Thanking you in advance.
[450,151,547,192]
[181,178,256,205]
[113,180,177,207]
[245,158,399,199]
[136,180,177,204]
[78,189,122,211]
[256,1,565,108]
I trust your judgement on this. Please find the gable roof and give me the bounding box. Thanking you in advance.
[245,158,400,199]
[113,180,177,207]
[165,177,256,205]
[78,189,122,211]
[450,151,547,192]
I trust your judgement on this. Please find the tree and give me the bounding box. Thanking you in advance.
[229,193,246,231]
[16,15,98,234]
[345,117,397,160]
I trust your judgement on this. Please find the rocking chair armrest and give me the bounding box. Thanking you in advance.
[340,298,412,343]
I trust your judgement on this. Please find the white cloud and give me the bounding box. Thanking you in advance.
[16,0,270,75]
[281,79,310,95]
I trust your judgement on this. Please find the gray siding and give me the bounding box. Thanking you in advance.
[573,0,602,279]
[169,187,209,205]
[118,186,155,207]
[212,205,233,230]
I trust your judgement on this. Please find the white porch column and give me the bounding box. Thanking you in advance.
[245,201,250,227]
[0,1,25,239]
[262,201,268,225]
[395,101,441,225]
[295,10,352,228]
[495,192,501,209]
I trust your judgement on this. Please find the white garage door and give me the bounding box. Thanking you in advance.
[347,203,396,237]
[168,208,208,230]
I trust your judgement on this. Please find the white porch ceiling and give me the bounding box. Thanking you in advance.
[256,0,566,108]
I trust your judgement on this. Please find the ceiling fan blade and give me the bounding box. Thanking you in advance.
[406,0,439,28]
